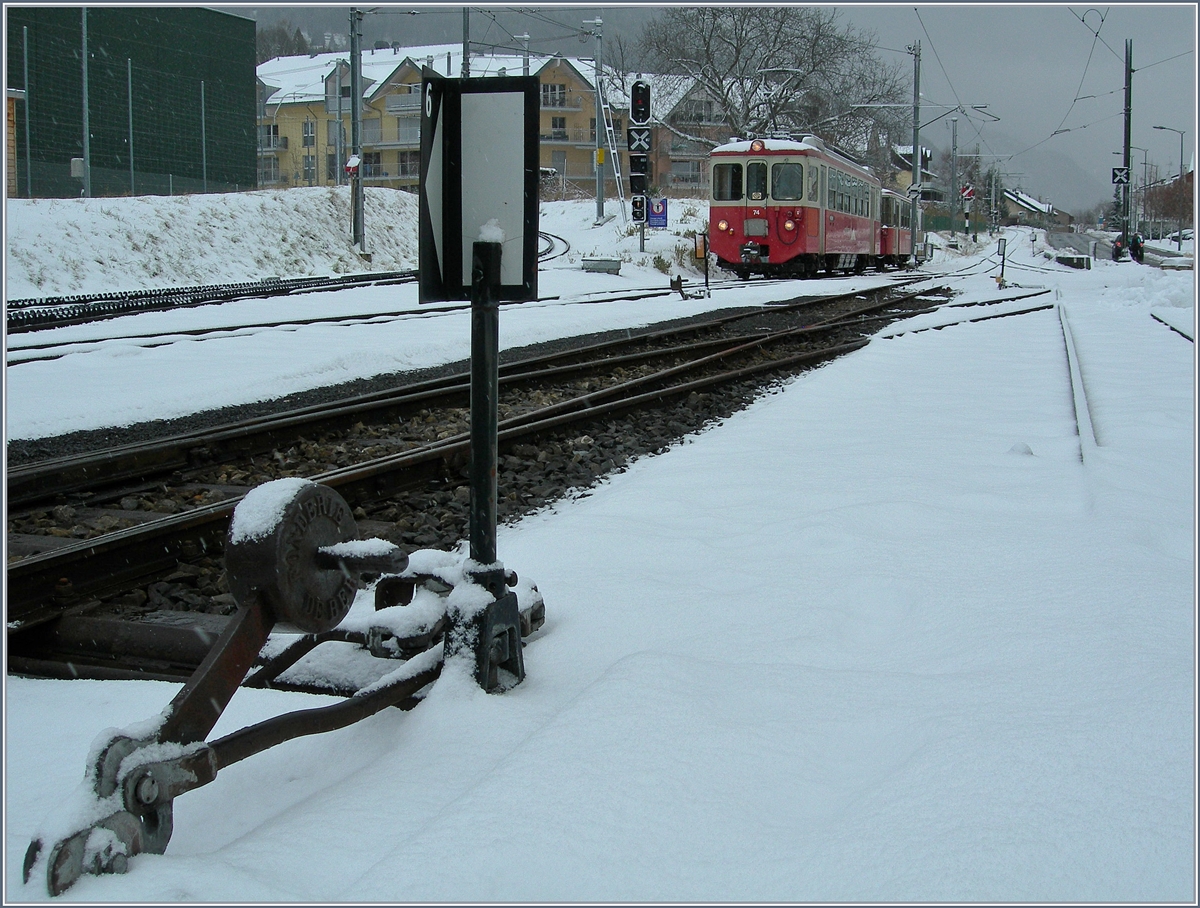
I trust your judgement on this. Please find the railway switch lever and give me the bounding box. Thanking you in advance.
[24,478,542,897]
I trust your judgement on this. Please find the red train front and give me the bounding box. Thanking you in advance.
[708,136,893,279]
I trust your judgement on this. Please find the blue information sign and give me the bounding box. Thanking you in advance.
[648,197,668,228]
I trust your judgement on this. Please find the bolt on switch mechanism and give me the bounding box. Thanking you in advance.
[22,477,541,897]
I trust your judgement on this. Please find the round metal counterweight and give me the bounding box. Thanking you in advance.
[225,481,360,633]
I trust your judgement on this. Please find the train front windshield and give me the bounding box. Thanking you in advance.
[713,163,743,201]
[771,163,803,200]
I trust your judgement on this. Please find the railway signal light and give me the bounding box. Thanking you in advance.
[631,195,647,223]
[629,153,649,198]
[631,80,651,124]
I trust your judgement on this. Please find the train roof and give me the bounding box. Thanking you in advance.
[712,136,874,176]
[712,137,819,155]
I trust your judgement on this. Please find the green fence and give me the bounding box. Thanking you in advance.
[7,7,256,199]
[923,213,989,234]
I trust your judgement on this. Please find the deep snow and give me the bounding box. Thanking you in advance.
[3,190,1197,903]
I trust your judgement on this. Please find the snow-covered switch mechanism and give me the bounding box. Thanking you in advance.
[22,476,544,897]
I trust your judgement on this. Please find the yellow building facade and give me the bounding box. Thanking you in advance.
[258,48,632,194]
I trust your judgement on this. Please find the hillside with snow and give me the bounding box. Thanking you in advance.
[5,188,416,298]
[4,187,711,300]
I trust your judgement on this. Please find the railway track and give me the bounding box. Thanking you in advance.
[5,232,575,336]
[7,279,952,682]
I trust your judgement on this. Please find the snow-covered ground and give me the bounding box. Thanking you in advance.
[3,191,1196,902]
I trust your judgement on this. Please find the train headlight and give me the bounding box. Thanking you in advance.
[717,219,730,233]
[750,139,765,153]
[783,219,796,232]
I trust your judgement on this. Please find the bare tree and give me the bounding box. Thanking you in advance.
[639,6,908,170]
[257,21,311,64]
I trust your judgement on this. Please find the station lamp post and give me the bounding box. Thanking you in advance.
[1153,125,1187,250]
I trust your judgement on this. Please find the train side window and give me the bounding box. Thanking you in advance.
[807,166,819,202]
[747,162,767,200]
[771,162,803,200]
[712,163,743,201]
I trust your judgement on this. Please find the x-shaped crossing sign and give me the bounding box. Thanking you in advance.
[627,126,652,154]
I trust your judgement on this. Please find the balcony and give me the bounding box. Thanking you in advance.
[386,93,423,113]
[363,128,421,151]
[540,126,625,148]
[541,97,586,111]
[257,135,287,152]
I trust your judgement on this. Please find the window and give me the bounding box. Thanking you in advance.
[258,155,279,184]
[397,150,420,177]
[362,119,382,145]
[258,123,280,149]
[712,162,742,201]
[541,83,567,107]
[302,154,316,183]
[363,152,382,176]
[302,120,315,148]
[807,165,819,202]
[747,161,767,201]
[670,160,700,185]
[678,99,714,123]
[550,116,567,140]
[326,153,340,182]
[771,162,803,200]
[327,120,344,145]
[397,118,420,145]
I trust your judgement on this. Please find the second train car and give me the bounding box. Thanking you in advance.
[708,136,915,279]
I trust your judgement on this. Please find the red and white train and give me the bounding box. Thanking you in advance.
[708,136,917,279]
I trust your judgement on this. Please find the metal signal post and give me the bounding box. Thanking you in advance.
[629,80,651,252]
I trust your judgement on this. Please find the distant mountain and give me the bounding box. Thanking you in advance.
[929,127,1111,215]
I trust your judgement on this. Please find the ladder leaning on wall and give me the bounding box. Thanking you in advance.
[599,80,628,226]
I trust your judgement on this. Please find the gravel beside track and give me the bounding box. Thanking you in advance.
[7,290,943,632]
[5,305,769,465]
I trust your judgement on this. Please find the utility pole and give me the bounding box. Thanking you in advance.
[1121,38,1132,250]
[127,59,135,195]
[336,63,344,186]
[908,40,921,262]
[81,8,91,198]
[462,8,469,78]
[518,33,529,76]
[584,18,604,222]
[201,80,207,192]
[350,7,365,250]
[950,115,958,238]
[1153,124,1186,250]
[23,26,32,196]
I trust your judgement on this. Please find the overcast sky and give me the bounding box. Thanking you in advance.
[239,3,1195,209]
[836,5,1195,183]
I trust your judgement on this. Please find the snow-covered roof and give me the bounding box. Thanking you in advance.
[713,138,818,154]
[712,136,873,176]
[258,50,409,105]
[1005,189,1055,215]
[258,44,610,107]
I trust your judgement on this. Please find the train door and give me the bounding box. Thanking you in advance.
[819,165,827,255]
[743,159,769,246]
[805,160,823,256]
